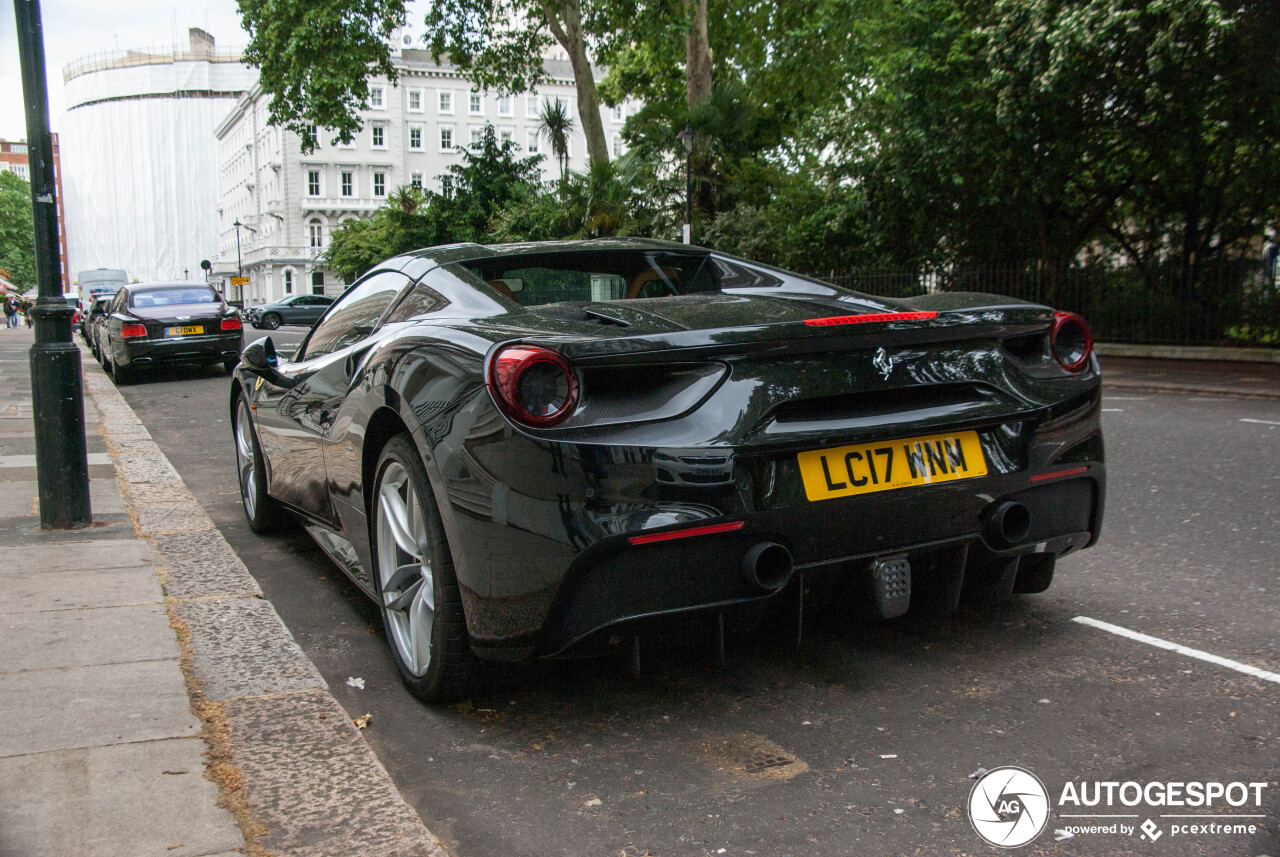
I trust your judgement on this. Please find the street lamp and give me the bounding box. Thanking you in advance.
[677,123,695,245]
[232,218,244,303]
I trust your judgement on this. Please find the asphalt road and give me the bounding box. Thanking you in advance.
[116,337,1279,857]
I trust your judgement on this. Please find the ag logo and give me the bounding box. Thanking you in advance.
[968,766,1051,848]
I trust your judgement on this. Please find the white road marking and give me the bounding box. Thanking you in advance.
[1072,616,1280,685]
[1240,418,1280,426]
[1103,396,1148,401]
[1102,408,1125,412]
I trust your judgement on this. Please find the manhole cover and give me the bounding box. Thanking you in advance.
[743,750,795,772]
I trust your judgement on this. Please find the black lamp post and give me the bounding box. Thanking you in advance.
[232,218,244,303]
[15,0,91,528]
[677,123,695,244]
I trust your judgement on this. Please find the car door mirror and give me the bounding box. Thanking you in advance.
[241,337,300,389]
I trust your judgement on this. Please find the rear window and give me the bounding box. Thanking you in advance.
[452,250,786,308]
[130,288,218,308]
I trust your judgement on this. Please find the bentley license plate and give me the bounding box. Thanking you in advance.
[797,430,987,501]
[165,325,204,336]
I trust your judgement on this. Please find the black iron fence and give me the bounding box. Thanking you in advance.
[820,257,1280,348]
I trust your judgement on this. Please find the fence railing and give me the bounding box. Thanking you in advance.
[819,258,1280,348]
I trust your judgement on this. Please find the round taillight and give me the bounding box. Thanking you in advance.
[1051,312,1093,372]
[488,345,579,427]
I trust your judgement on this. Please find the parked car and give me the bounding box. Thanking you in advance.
[83,296,112,357]
[101,283,243,385]
[230,239,1105,702]
[245,294,335,329]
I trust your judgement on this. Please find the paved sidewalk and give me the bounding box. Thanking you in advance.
[0,326,447,857]
[0,328,243,857]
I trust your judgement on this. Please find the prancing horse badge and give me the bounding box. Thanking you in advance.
[873,347,895,380]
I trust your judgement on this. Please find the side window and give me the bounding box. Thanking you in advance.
[383,279,450,323]
[110,292,127,313]
[300,272,409,360]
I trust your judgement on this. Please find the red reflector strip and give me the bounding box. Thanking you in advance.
[120,324,148,338]
[804,311,939,327]
[627,520,745,546]
[221,318,242,330]
[1030,466,1089,483]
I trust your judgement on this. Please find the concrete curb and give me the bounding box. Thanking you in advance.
[1096,342,1280,364]
[1102,377,1280,399]
[80,348,450,857]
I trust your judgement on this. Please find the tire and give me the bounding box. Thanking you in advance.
[372,434,474,703]
[261,312,281,330]
[110,351,134,386]
[233,394,288,533]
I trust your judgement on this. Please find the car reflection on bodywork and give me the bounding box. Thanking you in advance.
[229,239,1105,703]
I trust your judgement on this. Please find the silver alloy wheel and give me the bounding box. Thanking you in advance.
[235,400,257,519]
[376,460,435,677]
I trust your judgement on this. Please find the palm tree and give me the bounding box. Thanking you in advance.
[536,98,574,183]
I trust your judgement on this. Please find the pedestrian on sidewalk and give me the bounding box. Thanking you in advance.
[3,296,17,329]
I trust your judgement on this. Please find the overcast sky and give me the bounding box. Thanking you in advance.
[0,0,251,141]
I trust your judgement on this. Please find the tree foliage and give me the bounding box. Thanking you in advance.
[0,172,36,291]
[423,0,611,165]
[239,0,406,152]
[325,127,543,281]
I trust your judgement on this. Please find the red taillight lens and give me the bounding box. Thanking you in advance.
[221,317,242,331]
[1051,312,1093,372]
[488,345,578,427]
[120,323,148,338]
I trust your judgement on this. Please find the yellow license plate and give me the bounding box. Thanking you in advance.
[797,430,987,502]
[166,325,203,336]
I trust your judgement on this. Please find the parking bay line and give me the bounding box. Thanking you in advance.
[1072,616,1280,685]
[1239,418,1280,426]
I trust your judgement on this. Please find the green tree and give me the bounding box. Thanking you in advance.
[536,98,574,181]
[424,0,611,166]
[239,0,406,152]
[0,172,36,291]
[325,127,542,281]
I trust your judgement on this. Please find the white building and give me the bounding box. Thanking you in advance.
[59,29,258,282]
[214,48,633,306]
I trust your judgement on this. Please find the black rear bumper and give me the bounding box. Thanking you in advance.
[120,333,242,368]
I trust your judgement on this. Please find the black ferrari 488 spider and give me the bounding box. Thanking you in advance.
[230,239,1104,701]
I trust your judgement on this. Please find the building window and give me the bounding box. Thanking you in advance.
[408,89,422,111]
[408,126,423,150]
[312,271,325,295]
[612,105,624,122]
[438,90,453,114]
[373,171,386,197]
[526,95,538,117]
[306,169,321,196]
[499,127,514,145]
[497,95,511,116]
[469,126,484,149]
[469,93,482,115]
[309,219,323,248]
[341,170,353,197]
[410,172,423,189]
[612,134,622,157]
[283,269,293,294]
[370,85,384,108]
[11,163,29,181]
[440,126,454,150]
[371,125,385,148]
[305,122,318,141]
[10,143,27,154]
[526,128,540,154]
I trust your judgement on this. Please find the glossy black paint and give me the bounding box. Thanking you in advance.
[104,284,242,374]
[246,294,335,328]
[232,239,1106,661]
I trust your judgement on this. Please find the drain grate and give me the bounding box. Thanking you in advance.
[743,750,795,772]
